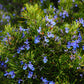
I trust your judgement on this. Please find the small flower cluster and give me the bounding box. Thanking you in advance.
[23,61,35,71]
[17,39,30,54]
[45,16,56,27]
[0,61,7,69]
[67,32,83,51]
[4,71,15,79]
[41,77,55,84]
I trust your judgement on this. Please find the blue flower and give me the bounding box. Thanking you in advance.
[4,71,9,76]
[37,27,41,33]
[51,21,56,26]
[18,79,23,84]
[28,61,35,71]
[25,44,30,50]
[21,32,25,38]
[33,75,37,79]
[34,36,41,44]
[0,4,3,9]
[78,33,82,42]
[47,32,54,38]
[5,58,9,63]
[9,71,14,75]
[63,11,67,15]
[23,63,27,70]
[55,36,60,42]
[82,46,84,50]
[2,14,5,19]
[67,41,71,49]
[24,39,29,44]
[19,26,23,32]
[11,74,15,78]
[59,12,62,16]
[20,61,23,65]
[72,0,75,2]
[79,56,82,60]
[71,40,79,50]
[80,74,83,78]
[54,15,57,19]
[0,30,2,32]
[49,81,55,84]
[44,9,47,13]
[75,4,78,7]
[43,56,48,63]
[40,0,43,3]
[58,0,60,3]
[66,13,69,17]
[2,37,8,42]
[17,47,21,54]
[65,27,69,33]
[5,16,10,20]
[41,77,49,83]
[9,71,15,78]
[28,71,33,78]
[20,46,25,50]
[44,36,49,43]
[4,64,7,68]
[13,14,16,16]
[1,61,4,66]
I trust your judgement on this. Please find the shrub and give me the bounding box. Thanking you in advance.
[0,3,84,84]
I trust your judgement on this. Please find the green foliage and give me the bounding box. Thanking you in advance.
[0,0,84,84]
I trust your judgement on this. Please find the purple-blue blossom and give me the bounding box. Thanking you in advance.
[79,56,82,60]
[58,0,60,3]
[72,0,75,2]
[82,46,84,50]
[75,4,78,7]
[41,77,49,83]
[33,75,37,79]
[28,61,35,71]
[65,27,69,33]
[28,71,33,78]
[37,27,41,33]
[34,36,41,44]
[66,13,69,17]
[4,71,9,76]
[0,4,3,9]
[71,40,79,50]
[49,81,55,84]
[78,33,82,42]
[43,56,48,63]
[9,71,15,78]
[18,79,23,84]
[67,41,71,49]
[62,15,65,18]
[44,36,49,43]
[59,12,62,16]
[25,44,30,50]
[1,61,4,66]
[23,63,27,70]
[13,14,16,16]
[17,47,21,54]
[21,32,25,38]
[5,58,9,63]
[20,61,24,65]
[47,32,54,38]
[40,0,43,3]
[44,9,47,13]
[54,15,57,19]
[20,46,25,50]
[24,39,29,44]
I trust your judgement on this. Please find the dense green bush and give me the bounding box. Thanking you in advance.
[0,0,84,84]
